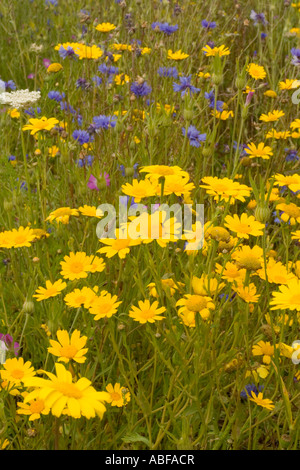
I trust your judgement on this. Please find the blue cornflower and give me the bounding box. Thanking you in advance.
[92,76,103,87]
[157,67,178,78]
[45,0,58,5]
[58,45,76,59]
[159,22,178,35]
[182,125,206,147]
[24,107,41,117]
[48,90,65,102]
[291,48,300,66]
[92,115,117,130]
[201,19,216,29]
[173,76,201,97]
[130,81,152,97]
[151,22,178,34]
[77,155,94,167]
[240,384,264,400]
[76,78,91,90]
[98,64,119,75]
[250,10,267,26]
[204,90,224,112]
[60,101,76,114]
[72,130,91,145]
[233,141,248,157]
[4,80,16,91]
[285,148,299,162]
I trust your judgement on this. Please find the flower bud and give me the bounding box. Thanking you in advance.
[22,300,35,314]
[212,73,223,86]
[3,199,14,211]
[235,76,246,90]
[255,202,271,223]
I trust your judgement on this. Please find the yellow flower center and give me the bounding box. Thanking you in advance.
[111,392,121,401]
[14,235,28,245]
[59,345,78,358]
[54,381,83,399]
[70,261,84,273]
[186,295,207,312]
[98,300,113,314]
[45,287,59,297]
[238,223,251,233]
[236,256,262,271]
[11,369,24,380]
[74,295,87,305]
[29,399,45,414]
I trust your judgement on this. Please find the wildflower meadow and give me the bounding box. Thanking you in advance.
[0,0,300,452]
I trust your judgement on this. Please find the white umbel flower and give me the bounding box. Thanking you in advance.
[0,89,41,109]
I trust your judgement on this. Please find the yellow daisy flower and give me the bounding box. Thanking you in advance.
[129,299,166,324]
[105,383,131,407]
[60,252,94,281]
[48,330,88,364]
[22,362,109,419]
[33,279,67,301]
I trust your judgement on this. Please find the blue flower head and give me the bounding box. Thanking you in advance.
[173,76,201,97]
[291,48,300,66]
[157,67,178,78]
[92,115,117,130]
[201,20,216,29]
[130,81,152,97]
[58,45,76,60]
[72,129,91,145]
[182,125,206,147]
[204,90,224,112]
[240,384,264,400]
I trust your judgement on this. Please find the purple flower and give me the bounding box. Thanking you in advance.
[0,334,20,357]
[291,48,300,66]
[173,76,201,97]
[201,20,216,29]
[72,130,91,145]
[151,22,178,35]
[48,90,65,102]
[92,76,103,87]
[24,107,41,117]
[157,67,178,78]
[87,174,99,191]
[58,45,76,59]
[4,80,16,91]
[130,81,152,97]
[92,115,117,130]
[250,10,267,26]
[76,78,91,90]
[43,58,52,68]
[87,173,110,191]
[98,64,119,75]
[245,91,254,106]
[204,90,224,111]
[285,148,299,162]
[182,125,206,147]
[77,155,94,168]
[240,384,264,400]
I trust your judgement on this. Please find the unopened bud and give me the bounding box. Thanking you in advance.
[255,202,270,223]
[22,300,35,314]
